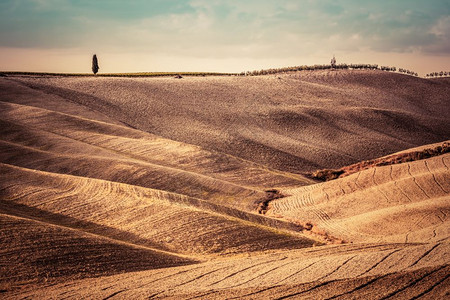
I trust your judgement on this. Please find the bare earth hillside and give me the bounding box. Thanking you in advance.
[0,70,449,299]
[267,152,450,244]
[6,70,450,173]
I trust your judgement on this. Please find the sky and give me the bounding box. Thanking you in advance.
[0,0,449,75]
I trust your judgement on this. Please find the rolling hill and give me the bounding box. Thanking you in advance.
[6,69,450,173]
[0,70,449,298]
[267,148,450,244]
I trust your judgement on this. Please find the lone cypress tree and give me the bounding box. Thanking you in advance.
[92,54,99,75]
[330,55,336,69]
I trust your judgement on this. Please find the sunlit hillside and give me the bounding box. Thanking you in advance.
[1,70,449,299]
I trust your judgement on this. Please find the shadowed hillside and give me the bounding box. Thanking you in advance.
[6,69,450,174]
[6,241,449,299]
[0,100,311,211]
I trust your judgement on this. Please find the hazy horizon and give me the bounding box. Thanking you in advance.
[1,0,449,75]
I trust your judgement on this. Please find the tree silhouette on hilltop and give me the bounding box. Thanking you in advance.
[92,54,99,75]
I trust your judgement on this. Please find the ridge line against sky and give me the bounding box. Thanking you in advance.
[0,0,449,74]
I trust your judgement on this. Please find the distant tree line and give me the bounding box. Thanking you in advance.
[425,71,449,77]
[241,63,418,77]
[380,66,396,72]
[398,68,418,77]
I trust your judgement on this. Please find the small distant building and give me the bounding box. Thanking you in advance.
[331,55,336,69]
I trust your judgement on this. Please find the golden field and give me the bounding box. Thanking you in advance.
[0,69,449,299]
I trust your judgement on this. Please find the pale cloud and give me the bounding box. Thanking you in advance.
[427,16,450,54]
[430,16,450,37]
[29,0,69,10]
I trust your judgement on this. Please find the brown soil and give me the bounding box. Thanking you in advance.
[268,153,450,244]
[5,69,450,173]
[0,70,449,298]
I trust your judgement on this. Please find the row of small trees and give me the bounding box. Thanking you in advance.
[425,71,449,77]
[380,66,396,72]
[398,68,418,77]
[241,64,418,76]
[239,64,343,76]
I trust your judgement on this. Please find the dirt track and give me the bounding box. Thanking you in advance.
[0,70,449,298]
